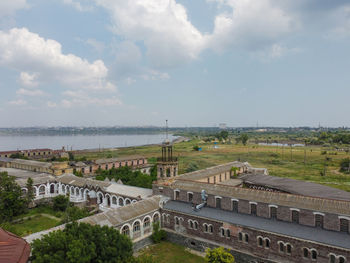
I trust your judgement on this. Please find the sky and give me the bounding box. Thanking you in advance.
[0,0,350,128]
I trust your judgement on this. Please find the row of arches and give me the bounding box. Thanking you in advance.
[22,182,138,209]
[120,212,160,240]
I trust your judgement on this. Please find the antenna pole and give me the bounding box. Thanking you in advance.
[166,120,168,140]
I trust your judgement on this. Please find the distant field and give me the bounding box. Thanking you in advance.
[76,140,350,192]
[137,242,205,263]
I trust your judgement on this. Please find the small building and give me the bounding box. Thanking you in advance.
[0,228,30,263]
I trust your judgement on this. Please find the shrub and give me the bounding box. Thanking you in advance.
[151,222,166,243]
[53,195,70,211]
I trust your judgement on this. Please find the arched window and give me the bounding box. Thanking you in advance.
[189,220,194,229]
[118,198,124,206]
[175,217,180,225]
[265,238,270,248]
[270,206,277,219]
[339,256,346,263]
[188,192,193,202]
[204,224,208,232]
[215,197,221,209]
[209,225,213,233]
[143,217,151,228]
[238,232,243,241]
[257,237,263,247]
[250,203,257,216]
[279,242,284,252]
[340,218,349,233]
[232,200,238,212]
[153,214,160,223]
[50,184,55,194]
[112,196,117,205]
[244,234,249,243]
[39,185,46,195]
[122,225,130,236]
[194,221,198,230]
[329,255,336,263]
[315,214,324,228]
[303,248,309,258]
[220,228,225,237]
[133,221,141,233]
[286,244,292,254]
[311,250,317,260]
[226,229,230,238]
[292,210,299,224]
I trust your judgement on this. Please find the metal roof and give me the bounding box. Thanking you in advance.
[165,180,350,216]
[240,173,350,202]
[164,200,350,250]
[178,161,246,181]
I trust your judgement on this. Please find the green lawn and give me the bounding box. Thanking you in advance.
[138,242,205,263]
[76,139,350,192]
[2,214,61,237]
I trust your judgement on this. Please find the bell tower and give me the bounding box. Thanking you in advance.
[157,120,178,179]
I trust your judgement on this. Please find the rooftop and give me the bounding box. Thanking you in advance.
[94,155,146,165]
[10,159,52,168]
[177,161,246,181]
[240,173,350,201]
[164,200,350,250]
[165,180,350,216]
[81,195,161,226]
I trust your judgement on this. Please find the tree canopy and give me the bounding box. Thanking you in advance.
[205,247,235,263]
[31,222,133,263]
[95,166,156,189]
[0,172,26,222]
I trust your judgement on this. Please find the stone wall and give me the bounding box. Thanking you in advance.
[161,209,350,263]
[153,185,350,234]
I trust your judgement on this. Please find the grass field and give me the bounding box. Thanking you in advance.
[137,242,205,263]
[76,139,350,192]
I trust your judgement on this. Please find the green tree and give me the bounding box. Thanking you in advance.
[150,222,166,243]
[62,206,89,223]
[0,172,26,222]
[205,247,235,263]
[239,134,249,145]
[26,177,35,206]
[340,158,350,173]
[31,222,133,263]
[53,195,70,211]
[68,152,75,161]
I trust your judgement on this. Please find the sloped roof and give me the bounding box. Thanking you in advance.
[166,180,350,216]
[0,228,30,263]
[94,155,145,165]
[10,159,52,168]
[178,161,246,181]
[240,173,350,201]
[57,174,110,189]
[81,195,161,226]
[105,184,152,199]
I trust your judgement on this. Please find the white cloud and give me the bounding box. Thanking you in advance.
[8,99,27,106]
[62,89,122,108]
[96,0,206,68]
[0,27,113,91]
[207,0,298,52]
[86,38,105,53]
[329,5,350,38]
[252,44,301,61]
[63,0,94,12]
[16,88,45,96]
[19,72,39,87]
[47,101,57,108]
[0,0,28,17]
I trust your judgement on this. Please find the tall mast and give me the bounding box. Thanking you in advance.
[166,119,168,140]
